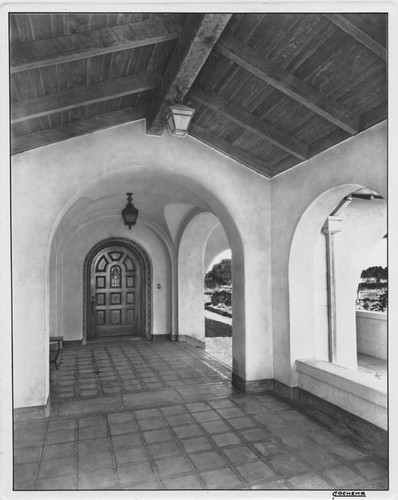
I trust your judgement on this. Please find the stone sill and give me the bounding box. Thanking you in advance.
[296,358,387,408]
[356,310,387,321]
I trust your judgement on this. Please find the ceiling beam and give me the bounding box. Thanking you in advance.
[11,106,148,155]
[189,88,308,160]
[12,72,159,123]
[216,34,360,135]
[146,13,232,135]
[10,16,182,73]
[189,123,272,178]
[324,14,386,61]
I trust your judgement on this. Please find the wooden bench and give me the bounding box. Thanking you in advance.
[50,336,63,369]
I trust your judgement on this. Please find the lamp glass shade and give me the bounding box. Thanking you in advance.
[166,103,195,137]
[121,194,139,229]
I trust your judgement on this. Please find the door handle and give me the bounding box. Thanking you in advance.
[91,296,95,314]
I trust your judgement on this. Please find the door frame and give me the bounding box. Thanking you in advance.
[83,237,152,342]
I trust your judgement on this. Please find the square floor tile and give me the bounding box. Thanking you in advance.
[173,424,203,439]
[155,456,192,478]
[166,413,195,426]
[79,437,111,456]
[228,416,257,430]
[135,408,161,420]
[14,446,43,465]
[351,460,387,481]
[201,420,230,434]
[212,432,242,447]
[42,442,76,461]
[47,419,77,432]
[200,467,243,489]
[217,407,245,419]
[37,474,78,490]
[222,445,258,464]
[109,422,139,436]
[268,453,311,477]
[286,472,330,489]
[79,452,114,472]
[138,417,167,431]
[143,428,174,444]
[328,444,367,461]
[324,465,368,488]
[14,462,39,483]
[161,473,203,489]
[250,479,289,489]
[160,405,187,416]
[181,437,213,453]
[117,462,157,486]
[79,425,107,440]
[111,433,143,450]
[79,415,106,428]
[236,460,277,484]
[188,451,228,472]
[186,402,212,412]
[79,469,119,489]
[38,456,77,479]
[209,399,236,409]
[107,412,135,424]
[193,410,221,423]
[297,448,341,470]
[240,428,272,442]
[147,441,182,460]
[114,446,149,465]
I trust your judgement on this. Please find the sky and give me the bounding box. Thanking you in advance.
[365,238,387,268]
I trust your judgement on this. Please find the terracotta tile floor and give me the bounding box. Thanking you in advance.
[14,339,388,491]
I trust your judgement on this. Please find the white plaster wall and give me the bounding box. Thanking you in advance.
[356,311,387,360]
[54,215,171,341]
[297,359,387,429]
[178,212,220,343]
[12,120,271,408]
[272,122,387,387]
[204,223,230,272]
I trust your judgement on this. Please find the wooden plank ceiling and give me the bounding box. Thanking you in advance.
[10,12,387,178]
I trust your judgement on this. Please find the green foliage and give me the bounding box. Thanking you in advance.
[204,258,232,289]
[360,266,388,281]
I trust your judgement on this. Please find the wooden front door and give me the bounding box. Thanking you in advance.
[89,245,141,337]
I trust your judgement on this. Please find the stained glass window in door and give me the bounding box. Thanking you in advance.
[110,265,121,288]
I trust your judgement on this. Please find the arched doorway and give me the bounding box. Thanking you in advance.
[83,238,152,342]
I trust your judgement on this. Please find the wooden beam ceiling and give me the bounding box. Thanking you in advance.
[190,123,272,178]
[216,34,360,135]
[12,72,159,123]
[10,16,181,73]
[324,14,386,60]
[146,13,232,135]
[11,106,148,155]
[189,88,308,160]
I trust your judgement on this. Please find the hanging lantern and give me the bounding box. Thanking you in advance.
[121,193,139,229]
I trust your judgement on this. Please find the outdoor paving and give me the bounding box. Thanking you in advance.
[14,339,388,491]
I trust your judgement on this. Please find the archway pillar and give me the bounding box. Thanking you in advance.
[232,242,273,391]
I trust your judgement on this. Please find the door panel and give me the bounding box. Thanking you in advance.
[89,245,141,338]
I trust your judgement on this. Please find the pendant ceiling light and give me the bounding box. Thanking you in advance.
[121,193,139,229]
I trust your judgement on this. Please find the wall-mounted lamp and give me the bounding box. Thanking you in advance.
[166,87,195,137]
[121,193,139,229]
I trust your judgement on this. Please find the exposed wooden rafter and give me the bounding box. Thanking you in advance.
[146,13,232,135]
[324,14,386,60]
[216,34,360,135]
[190,123,272,178]
[10,16,182,73]
[11,106,148,155]
[189,88,308,160]
[12,72,159,123]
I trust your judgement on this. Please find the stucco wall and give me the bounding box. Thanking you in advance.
[52,216,172,341]
[272,122,387,386]
[356,311,387,360]
[12,120,271,408]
